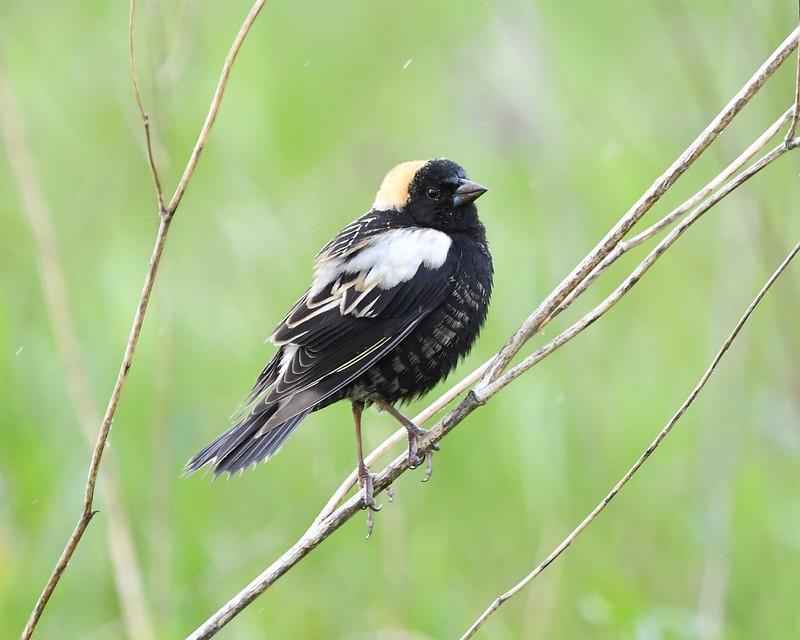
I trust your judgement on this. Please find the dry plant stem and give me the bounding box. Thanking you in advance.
[0,73,155,640]
[460,241,800,640]
[483,139,797,397]
[188,32,800,638]
[130,0,166,214]
[477,26,799,389]
[167,0,266,214]
[186,393,482,640]
[787,2,800,141]
[314,109,792,522]
[19,2,268,638]
[19,216,170,640]
[554,108,793,318]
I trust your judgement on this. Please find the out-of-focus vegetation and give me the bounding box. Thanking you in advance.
[1,1,799,638]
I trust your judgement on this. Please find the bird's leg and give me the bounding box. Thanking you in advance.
[352,400,381,537]
[375,398,438,482]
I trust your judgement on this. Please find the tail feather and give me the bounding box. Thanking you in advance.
[185,403,311,476]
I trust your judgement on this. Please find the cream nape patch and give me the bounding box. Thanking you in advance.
[371,160,429,211]
[312,228,452,294]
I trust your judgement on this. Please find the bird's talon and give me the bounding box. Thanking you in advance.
[365,509,375,538]
[357,464,383,537]
[422,451,434,482]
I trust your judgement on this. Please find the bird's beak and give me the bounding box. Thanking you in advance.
[453,179,488,206]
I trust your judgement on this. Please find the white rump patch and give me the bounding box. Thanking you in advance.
[311,228,452,296]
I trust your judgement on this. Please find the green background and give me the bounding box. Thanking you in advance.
[2,1,799,638]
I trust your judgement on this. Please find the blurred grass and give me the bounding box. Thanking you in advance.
[1,0,799,638]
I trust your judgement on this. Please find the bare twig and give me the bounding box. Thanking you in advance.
[313,108,792,522]
[0,70,156,640]
[553,108,793,320]
[187,36,800,635]
[460,241,800,640]
[130,0,166,215]
[166,1,266,215]
[19,216,171,640]
[19,2,268,638]
[786,2,800,141]
[476,27,799,389]
[479,139,797,397]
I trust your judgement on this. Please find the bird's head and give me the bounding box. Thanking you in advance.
[372,158,488,231]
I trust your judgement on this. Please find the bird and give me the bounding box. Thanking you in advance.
[186,158,493,532]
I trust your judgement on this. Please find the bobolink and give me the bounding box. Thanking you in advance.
[187,159,492,528]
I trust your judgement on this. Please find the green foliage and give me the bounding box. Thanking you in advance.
[1,1,799,638]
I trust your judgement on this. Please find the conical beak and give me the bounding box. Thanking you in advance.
[453,179,488,206]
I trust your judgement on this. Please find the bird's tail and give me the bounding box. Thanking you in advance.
[184,401,311,476]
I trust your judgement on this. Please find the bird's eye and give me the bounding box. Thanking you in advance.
[426,187,441,200]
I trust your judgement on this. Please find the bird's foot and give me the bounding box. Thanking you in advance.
[405,424,440,482]
[357,463,381,538]
[374,399,440,482]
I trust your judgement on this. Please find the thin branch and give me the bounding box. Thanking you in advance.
[480,139,796,398]
[19,2,268,638]
[460,240,800,640]
[477,27,799,389]
[166,0,266,216]
[129,0,166,215]
[553,108,793,320]
[19,216,170,640]
[313,108,792,522]
[187,29,800,636]
[786,1,800,141]
[0,69,156,640]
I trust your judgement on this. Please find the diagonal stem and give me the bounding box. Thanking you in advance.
[785,1,800,141]
[18,2,268,638]
[459,240,800,640]
[130,0,166,215]
[477,27,799,389]
[479,139,796,398]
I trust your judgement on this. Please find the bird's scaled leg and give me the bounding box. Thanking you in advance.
[352,400,381,537]
[375,399,438,482]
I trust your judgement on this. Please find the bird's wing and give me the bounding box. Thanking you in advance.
[252,226,458,432]
[314,210,413,262]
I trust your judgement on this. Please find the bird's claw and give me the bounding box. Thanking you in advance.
[405,426,439,481]
[422,450,434,483]
[358,466,382,538]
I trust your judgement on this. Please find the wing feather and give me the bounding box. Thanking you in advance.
[251,218,459,433]
[315,210,413,263]
[259,262,455,432]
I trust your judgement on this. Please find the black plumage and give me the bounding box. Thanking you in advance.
[186,159,493,514]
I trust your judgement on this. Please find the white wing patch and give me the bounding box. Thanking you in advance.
[270,227,452,345]
[311,228,452,294]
